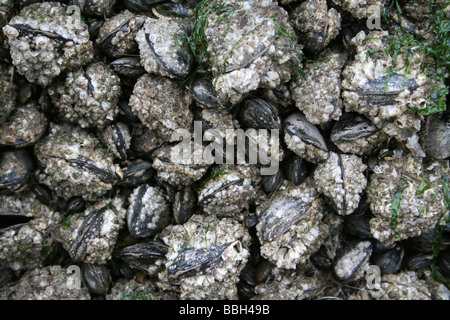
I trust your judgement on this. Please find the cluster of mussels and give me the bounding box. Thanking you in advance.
[0,0,449,300]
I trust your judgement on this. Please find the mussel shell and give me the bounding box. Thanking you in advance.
[237,98,281,130]
[333,240,372,282]
[370,245,404,275]
[127,184,171,238]
[67,196,86,215]
[0,105,48,147]
[282,152,313,185]
[404,253,433,274]
[30,184,53,206]
[343,211,373,239]
[69,206,108,261]
[0,149,33,192]
[191,73,221,108]
[110,56,145,79]
[0,214,34,234]
[261,170,284,193]
[421,112,450,160]
[123,0,165,13]
[173,186,197,225]
[437,250,450,279]
[81,263,112,296]
[119,240,168,272]
[0,45,11,64]
[118,160,154,187]
[167,242,232,283]
[331,114,378,145]
[283,113,328,151]
[310,245,333,270]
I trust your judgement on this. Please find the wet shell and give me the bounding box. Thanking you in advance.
[0,149,33,192]
[283,113,329,163]
[126,184,171,238]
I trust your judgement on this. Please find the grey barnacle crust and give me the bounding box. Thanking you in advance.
[0,64,16,124]
[49,62,121,129]
[152,144,210,187]
[353,271,432,300]
[291,0,341,54]
[34,123,122,201]
[256,180,337,269]
[290,49,347,125]
[0,193,62,272]
[96,10,145,58]
[368,153,447,244]
[313,152,367,216]
[158,214,251,300]
[331,0,388,20]
[252,265,330,300]
[0,265,91,300]
[129,74,193,141]
[341,31,445,145]
[136,17,193,79]
[57,197,126,264]
[0,103,47,147]
[201,0,303,105]
[2,2,94,86]
[106,278,160,300]
[198,165,256,219]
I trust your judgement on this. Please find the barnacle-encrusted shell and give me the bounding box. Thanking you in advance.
[198,165,256,219]
[368,152,448,244]
[341,31,444,146]
[283,113,329,163]
[330,114,382,155]
[99,122,131,161]
[126,184,171,238]
[96,10,145,58]
[135,17,193,78]
[0,103,47,147]
[49,62,121,129]
[0,265,91,300]
[291,0,341,54]
[332,240,372,282]
[34,123,122,201]
[0,193,62,272]
[152,143,210,186]
[314,152,367,216]
[354,271,432,300]
[129,74,193,141]
[331,0,388,19]
[256,181,337,269]
[158,214,251,300]
[58,197,126,264]
[0,64,16,124]
[106,278,161,300]
[197,0,303,104]
[290,50,346,125]
[252,265,330,300]
[2,2,93,86]
[77,0,116,17]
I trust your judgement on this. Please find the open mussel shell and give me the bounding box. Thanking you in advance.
[0,149,33,192]
[237,98,281,130]
[81,263,112,296]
